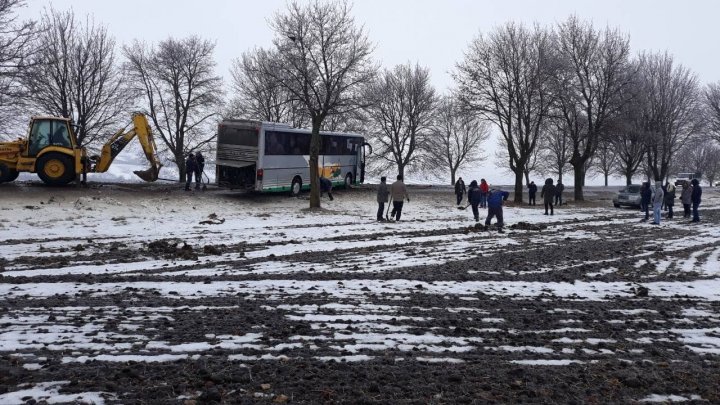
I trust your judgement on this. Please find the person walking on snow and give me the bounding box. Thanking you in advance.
[651,181,664,225]
[184,154,198,191]
[555,179,564,206]
[376,176,390,221]
[479,178,489,208]
[663,181,676,219]
[485,187,510,230]
[691,178,702,222]
[527,181,537,206]
[454,177,466,206]
[319,176,334,200]
[541,178,556,215]
[389,175,410,221]
[467,180,483,222]
[640,182,651,221]
[681,180,693,218]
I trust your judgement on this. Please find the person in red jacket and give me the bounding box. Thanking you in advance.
[479,178,489,208]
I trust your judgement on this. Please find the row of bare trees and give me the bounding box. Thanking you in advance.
[4,1,720,205]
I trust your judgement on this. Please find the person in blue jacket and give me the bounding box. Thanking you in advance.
[691,178,702,222]
[466,180,482,221]
[485,186,510,230]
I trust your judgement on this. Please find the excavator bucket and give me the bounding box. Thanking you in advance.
[133,164,161,182]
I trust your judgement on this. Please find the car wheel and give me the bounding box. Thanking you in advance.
[344,173,353,189]
[290,176,302,197]
[37,153,76,186]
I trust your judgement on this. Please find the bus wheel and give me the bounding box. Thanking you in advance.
[291,176,302,197]
[344,173,353,189]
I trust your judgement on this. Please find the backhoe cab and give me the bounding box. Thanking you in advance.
[0,113,161,185]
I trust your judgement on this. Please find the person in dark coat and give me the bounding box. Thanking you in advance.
[184,154,197,191]
[527,181,537,206]
[467,180,482,222]
[485,187,510,230]
[376,176,390,221]
[640,182,651,221]
[691,178,702,222]
[194,152,205,189]
[681,181,692,218]
[541,178,556,215]
[663,181,676,219]
[555,179,564,206]
[320,176,334,200]
[454,177,466,206]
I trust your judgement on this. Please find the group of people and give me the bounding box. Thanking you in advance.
[527,179,564,211]
[455,177,510,229]
[184,152,205,191]
[640,179,702,224]
[376,175,410,221]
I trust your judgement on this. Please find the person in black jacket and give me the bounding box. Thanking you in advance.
[527,181,537,206]
[555,179,564,206]
[184,154,197,191]
[640,182,651,221]
[194,152,205,190]
[467,180,482,221]
[691,178,702,222]
[320,176,334,200]
[541,178,555,215]
[454,177,466,206]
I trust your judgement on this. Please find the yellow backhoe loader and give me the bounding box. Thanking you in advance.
[0,113,161,185]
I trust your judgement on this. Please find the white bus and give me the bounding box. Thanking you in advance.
[215,119,369,195]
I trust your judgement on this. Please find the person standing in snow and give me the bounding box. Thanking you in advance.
[681,180,693,218]
[184,154,197,191]
[541,178,555,215]
[485,186,510,230]
[691,178,702,222]
[454,177,466,206]
[555,179,564,206]
[663,181,676,219]
[527,181,537,206]
[389,175,410,221]
[650,181,664,225]
[479,178,489,208]
[640,182,651,221]
[467,180,482,222]
[376,176,390,221]
[194,151,205,190]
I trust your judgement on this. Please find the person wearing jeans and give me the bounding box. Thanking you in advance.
[389,175,410,221]
[376,176,389,221]
[691,178,702,222]
[651,181,664,225]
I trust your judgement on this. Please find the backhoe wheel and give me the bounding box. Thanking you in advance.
[37,153,75,186]
[0,163,10,183]
[7,169,18,182]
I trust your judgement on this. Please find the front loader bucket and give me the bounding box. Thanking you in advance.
[133,165,161,182]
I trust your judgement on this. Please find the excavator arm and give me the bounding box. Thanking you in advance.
[92,113,162,182]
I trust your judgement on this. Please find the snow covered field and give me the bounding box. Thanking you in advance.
[1,182,719,403]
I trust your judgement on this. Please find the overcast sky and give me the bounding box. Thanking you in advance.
[16,0,720,185]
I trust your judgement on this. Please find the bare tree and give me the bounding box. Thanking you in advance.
[455,22,555,203]
[553,16,633,200]
[364,63,436,179]
[538,118,571,183]
[592,135,618,186]
[704,82,720,144]
[426,95,489,184]
[123,36,223,181]
[675,136,720,186]
[0,0,35,135]
[636,52,701,182]
[262,0,375,208]
[228,48,307,127]
[23,8,127,147]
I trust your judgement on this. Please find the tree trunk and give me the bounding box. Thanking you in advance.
[625,171,632,186]
[514,169,524,203]
[309,119,322,208]
[397,164,405,180]
[177,154,185,182]
[604,173,609,187]
[450,169,456,186]
[524,170,530,187]
[574,165,585,201]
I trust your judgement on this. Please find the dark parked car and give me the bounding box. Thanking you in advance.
[613,184,642,208]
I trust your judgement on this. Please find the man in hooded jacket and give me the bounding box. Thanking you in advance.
[467,180,482,221]
[691,178,702,222]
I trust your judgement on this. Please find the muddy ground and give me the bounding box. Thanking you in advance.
[0,182,719,404]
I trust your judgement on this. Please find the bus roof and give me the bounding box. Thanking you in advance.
[220,119,364,138]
